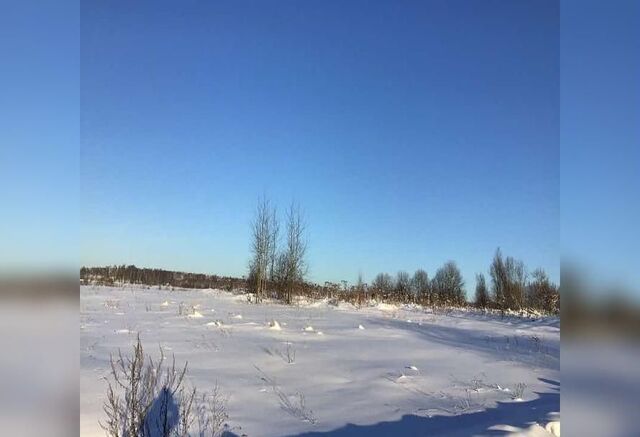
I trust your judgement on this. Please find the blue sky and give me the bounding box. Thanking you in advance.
[561,0,640,296]
[80,0,559,293]
[1,0,78,273]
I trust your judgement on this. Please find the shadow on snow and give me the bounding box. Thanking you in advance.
[365,316,559,370]
[285,378,559,437]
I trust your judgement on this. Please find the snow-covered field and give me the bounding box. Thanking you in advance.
[80,285,560,436]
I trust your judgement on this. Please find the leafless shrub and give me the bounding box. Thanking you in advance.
[450,390,485,414]
[276,389,316,424]
[104,299,120,309]
[255,365,315,424]
[101,335,194,437]
[454,391,474,412]
[178,302,197,317]
[213,321,232,338]
[512,382,527,400]
[449,373,488,393]
[178,302,187,316]
[196,383,229,437]
[101,336,229,437]
[530,335,541,352]
[470,377,483,392]
[277,343,296,364]
[260,346,274,357]
[430,389,485,415]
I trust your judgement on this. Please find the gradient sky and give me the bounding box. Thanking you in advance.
[81,0,559,294]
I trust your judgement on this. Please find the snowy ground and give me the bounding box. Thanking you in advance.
[80,285,560,436]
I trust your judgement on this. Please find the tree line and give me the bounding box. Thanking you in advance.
[80,265,245,291]
[80,201,559,316]
[247,198,558,314]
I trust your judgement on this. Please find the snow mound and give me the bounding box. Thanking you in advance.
[187,311,203,318]
[160,300,169,307]
[303,326,314,332]
[358,324,365,330]
[206,320,223,327]
[545,421,560,436]
[405,365,418,371]
[269,320,282,330]
[490,421,560,436]
[232,314,243,319]
[317,331,324,335]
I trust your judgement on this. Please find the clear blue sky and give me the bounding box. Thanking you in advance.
[1,0,79,274]
[561,0,640,296]
[80,0,560,294]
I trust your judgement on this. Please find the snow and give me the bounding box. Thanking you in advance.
[269,320,282,330]
[81,285,560,436]
[375,302,398,312]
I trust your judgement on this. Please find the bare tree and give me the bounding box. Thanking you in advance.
[268,206,279,283]
[371,273,393,300]
[395,271,411,302]
[489,248,527,311]
[432,261,465,306]
[412,269,430,304]
[249,197,277,303]
[355,271,366,305]
[490,248,508,310]
[474,273,489,309]
[506,256,527,310]
[528,268,558,314]
[279,202,308,304]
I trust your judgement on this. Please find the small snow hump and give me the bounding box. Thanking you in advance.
[545,421,560,436]
[303,326,314,332]
[358,324,365,330]
[269,320,282,330]
[405,365,418,371]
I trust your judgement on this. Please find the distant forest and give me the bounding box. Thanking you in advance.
[81,265,246,291]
